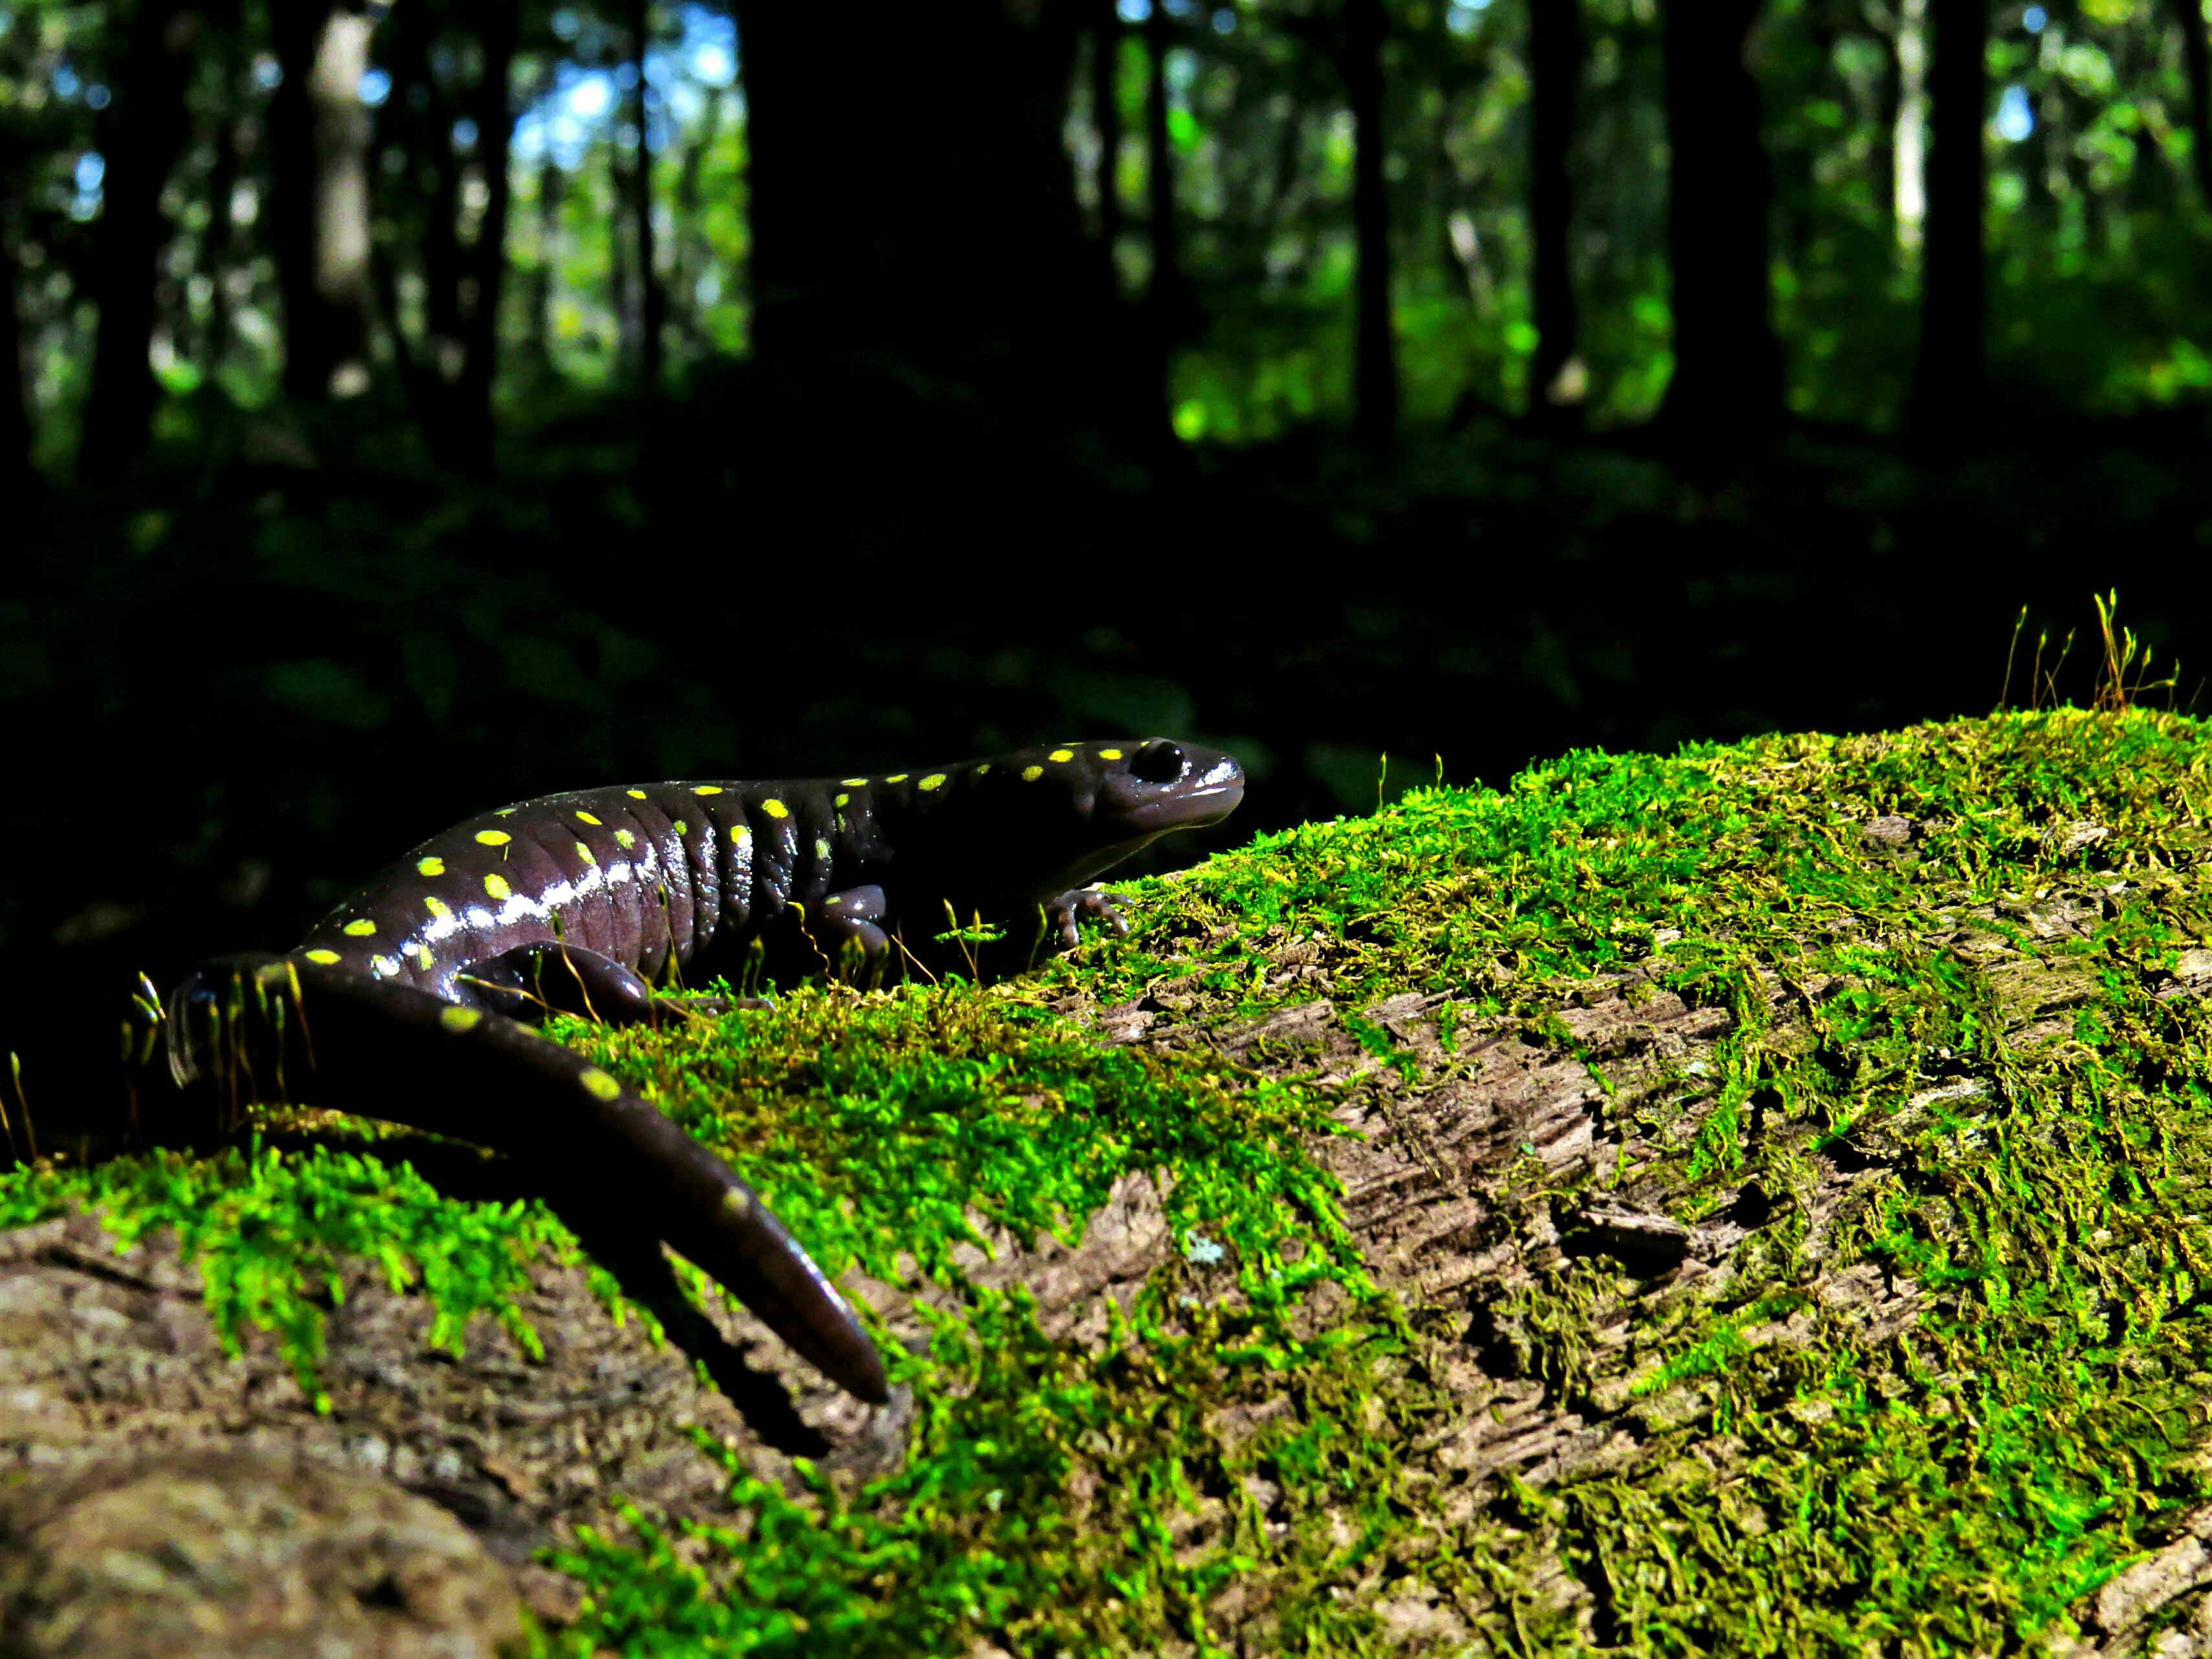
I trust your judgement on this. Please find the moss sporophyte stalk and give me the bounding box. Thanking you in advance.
[16,708,2212,1652]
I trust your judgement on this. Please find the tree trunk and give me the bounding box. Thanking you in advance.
[1094,0,1125,284]
[1144,0,1184,335]
[80,0,199,477]
[0,161,32,489]
[1657,0,1784,448]
[197,0,244,375]
[629,0,663,397]
[672,85,722,351]
[1345,0,1398,447]
[2171,0,2212,206]
[1869,0,1899,234]
[1907,0,1987,439]
[529,155,563,367]
[1528,0,1583,429]
[730,3,1144,439]
[270,1,379,401]
[450,0,517,468]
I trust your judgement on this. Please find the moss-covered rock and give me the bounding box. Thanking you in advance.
[12,707,2212,1654]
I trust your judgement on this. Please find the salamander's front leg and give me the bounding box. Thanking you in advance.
[461,941,766,1025]
[807,885,891,987]
[1043,886,1132,951]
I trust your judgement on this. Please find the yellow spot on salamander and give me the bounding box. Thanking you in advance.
[975,764,991,776]
[813,837,831,860]
[841,777,868,787]
[762,798,789,819]
[1098,747,1124,760]
[343,918,377,937]
[439,1004,481,1033]
[692,784,724,795]
[575,809,602,826]
[722,1187,752,1217]
[476,829,511,846]
[672,820,688,837]
[1021,765,1044,782]
[484,873,511,901]
[825,894,842,906]
[409,943,434,967]
[575,841,597,865]
[304,949,342,965]
[626,788,648,800]
[884,773,909,784]
[579,1066,623,1102]
[731,824,751,844]
[370,955,401,978]
[919,773,946,791]
[834,792,850,808]
[1047,748,1074,763]
[417,856,445,877]
[614,828,636,849]
[424,895,450,919]
[495,807,518,817]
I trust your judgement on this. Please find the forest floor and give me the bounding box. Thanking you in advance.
[6,705,2212,1654]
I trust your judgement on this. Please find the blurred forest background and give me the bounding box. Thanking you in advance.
[4,0,2211,1103]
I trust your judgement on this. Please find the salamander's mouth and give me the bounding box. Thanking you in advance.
[1113,776,1244,833]
[1099,741,1246,835]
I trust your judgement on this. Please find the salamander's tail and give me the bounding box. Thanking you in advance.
[165,953,889,1404]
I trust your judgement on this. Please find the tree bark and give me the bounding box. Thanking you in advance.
[1345,0,1399,448]
[1657,0,1784,448]
[2170,0,2212,206]
[1907,0,1987,439]
[1528,0,1583,429]
[628,0,663,397]
[270,1,379,401]
[80,0,199,477]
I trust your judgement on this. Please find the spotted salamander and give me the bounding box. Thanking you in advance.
[161,739,1244,1405]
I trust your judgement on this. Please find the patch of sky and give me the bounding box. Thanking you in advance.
[516,5,736,170]
[1997,84,2033,141]
[252,55,282,90]
[2024,5,2048,29]
[1163,0,1197,14]
[71,150,102,221]
[52,65,77,98]
[1446,0,1490,35]
[1118,0,1151,20]
[453,116,478,150]
[85,83,108,109]
[359,66,390,107]
[1213,8,1235,32]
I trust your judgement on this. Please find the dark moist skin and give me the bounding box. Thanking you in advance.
[163,739,1244,1405]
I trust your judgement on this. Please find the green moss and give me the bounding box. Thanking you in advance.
[19,707,2212,1651]
[0,1141,581,1412]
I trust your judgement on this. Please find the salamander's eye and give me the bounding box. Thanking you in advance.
[1131,738,1186,785]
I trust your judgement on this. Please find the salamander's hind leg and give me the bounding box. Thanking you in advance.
[1043,886,1133,952]
[460,941,765,1025]
[810,885,892,987]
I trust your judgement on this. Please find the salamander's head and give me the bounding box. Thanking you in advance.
[916,737,1245,897]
